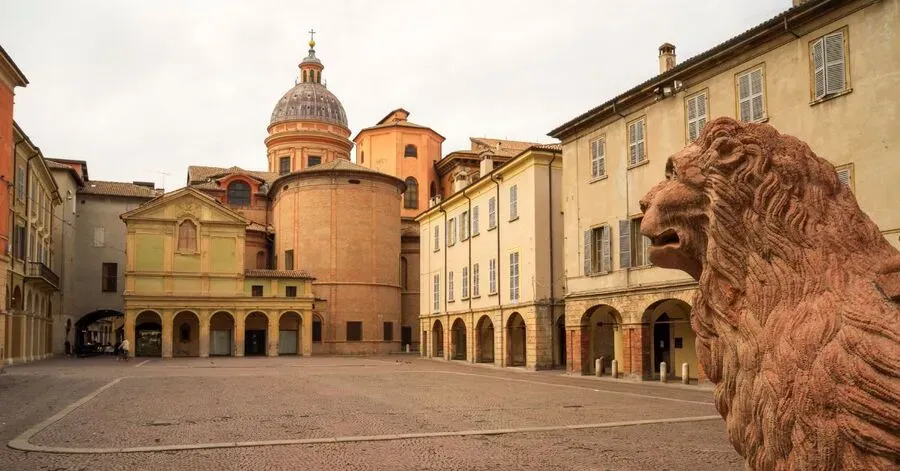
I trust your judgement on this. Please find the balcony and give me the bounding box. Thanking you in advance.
[25,261,59,291]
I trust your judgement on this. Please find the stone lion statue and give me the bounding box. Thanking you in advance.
[639,117,900,470]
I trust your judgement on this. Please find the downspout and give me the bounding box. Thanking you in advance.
[784,17,800,39]
[546,152,558,350]
[613,99,627,119]
[438,203,447,316]
[462,188,472,314]
[489,172,502,363]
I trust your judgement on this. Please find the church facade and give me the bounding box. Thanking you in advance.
[121,37,419,357]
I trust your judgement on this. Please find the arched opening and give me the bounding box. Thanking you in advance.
[404,177,418,209]
[429,182,437,199]
[74,309,124,356]
[172,311,200,357]
[553,314,567,368]
[279,311,302,355]
[244,311,268,356]
[404,144,418,158]
[11,285,22,310]
[641,299,695,380]
[580,305,623,375]
[432,319,444,358]
[506,313,526,367]
[209,311,234,356]
[400,256,408,291]
[475,315,494,363]
[256,250,267,269]
[312,314,324,354]
[227,180,251,206]
[134,310,162,357]
[450,318,467,361]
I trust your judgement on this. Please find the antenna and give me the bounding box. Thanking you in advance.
[155,170,172,192]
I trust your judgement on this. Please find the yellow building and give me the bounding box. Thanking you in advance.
[549,0,900,379]
[121,187,315,357]
[417,145,564,370]
[5,122,61,364]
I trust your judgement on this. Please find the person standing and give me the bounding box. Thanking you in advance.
[64,340,71,358]
[118,338,130,361]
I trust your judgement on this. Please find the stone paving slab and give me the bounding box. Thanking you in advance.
[30,370,718,448]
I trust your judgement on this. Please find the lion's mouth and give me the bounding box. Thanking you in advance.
[650,229,680,248]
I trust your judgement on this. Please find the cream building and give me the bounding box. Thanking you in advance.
[5,122,61,364]
[549,0,900,380]
[417,145,564,370]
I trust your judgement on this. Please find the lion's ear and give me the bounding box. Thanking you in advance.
[711,136,745,171]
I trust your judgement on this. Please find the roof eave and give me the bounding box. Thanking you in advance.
[0,45,29,87]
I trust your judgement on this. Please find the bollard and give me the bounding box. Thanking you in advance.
[611,359,618,379]
[595,358,602,377]
[682,363,690,384]
[660,361,668,383]
[406,344,410,353]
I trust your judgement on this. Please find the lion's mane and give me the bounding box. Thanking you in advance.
[681,117,899,470]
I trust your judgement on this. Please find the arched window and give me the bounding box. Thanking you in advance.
[404,177,418,209]
[227,181,251,206]
[180,323,191,342]
[400,256,408,291]
[177,220,198,252]
[256,251,267,269]
[404,144,418,158]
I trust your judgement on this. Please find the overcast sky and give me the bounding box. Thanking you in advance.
[2,0,788,190]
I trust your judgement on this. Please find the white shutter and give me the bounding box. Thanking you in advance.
[448,271,454,301]
[509,185,518,220]
[472,206,479,235]
[618,220,631,269]
[601,225,611,273]
[687,93,707,141]
[812,38,826,100]
[473,264,479,297]
[488,197,496,228]
[462,266,468,298]
[591,141,599,178]
[628,123,638,166]
[836,167,852,189]
[738,73,752,122]
[636,121,645,162]
[824,31,845,95]
[696,93,707,136]
[583,229,592,276]
[750,69,764,121]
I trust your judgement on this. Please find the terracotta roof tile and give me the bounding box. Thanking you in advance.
[244,269,314,279]
[187,165,279,185]
[79,180,160,198]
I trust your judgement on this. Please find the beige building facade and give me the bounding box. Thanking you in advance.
[417,145,564,370]
[550,0,900,379]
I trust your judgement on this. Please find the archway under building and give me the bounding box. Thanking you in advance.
[134,310,162,357]
[432,319,444,358]
[553,315,566,368]
[506,312,526,367]
[209,311,234,356]
[450,318,466,361]
[74,309,124,356]
[641,299,695,380]
[279,311,301,355]
[475,315,494,363]
[173,311,200,357]
[245,312,268,356]
[580,305,622,375]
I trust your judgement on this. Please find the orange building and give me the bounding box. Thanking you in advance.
[0,45,29,363]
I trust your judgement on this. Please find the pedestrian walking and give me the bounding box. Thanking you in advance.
[118,338,130,361]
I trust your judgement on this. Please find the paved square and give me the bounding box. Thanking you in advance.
[0,356,744,470]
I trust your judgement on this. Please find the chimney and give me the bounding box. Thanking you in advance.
[452,173,469,194]
[658,43,676,74]
[480,155,494,176]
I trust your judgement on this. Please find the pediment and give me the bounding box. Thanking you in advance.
[121,187,248,225]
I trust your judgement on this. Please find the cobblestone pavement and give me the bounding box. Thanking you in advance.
[0,356,743,470]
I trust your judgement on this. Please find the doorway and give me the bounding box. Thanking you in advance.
[245,330,266,356]
[653,313,671,375]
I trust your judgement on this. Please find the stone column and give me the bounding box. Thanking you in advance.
[161,310,173,359]
[301,311,312,356]
[199,310,210,358]
[234,310,245,357]
[26,316,34,361]
[267,315,279,357]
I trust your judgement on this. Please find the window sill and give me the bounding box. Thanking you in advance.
[487,226,497,232]
[741,116,769,124]
[626,160,649,171]
[488,291,498,297]
[809,88,852,106]
[472,295,481,299]
[628,264,654,271]
[472,232,480,238]
[461,296,469,301]
[588,271,610,277]
[508,216,519,223]
[589,175,608,184]
[448,299,455,303]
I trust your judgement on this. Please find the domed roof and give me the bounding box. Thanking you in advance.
[270,81,348,128]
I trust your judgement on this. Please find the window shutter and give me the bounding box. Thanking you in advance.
[813,38,826,99]
[837,167,852,188]
[696,93,707,135]
[591,141,598,177]
[628,123,637,166]
[459,214,465,241]
[601,225,612,273]
[824,31,845,95]
[583,229,592,276]
[738,73,752,122]
[472,206,479,234]
[750,69,764,121]
[597,140,605,176]
[618,219,631,269]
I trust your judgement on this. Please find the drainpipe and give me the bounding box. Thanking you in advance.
[462,188,472,314]
[489,173,502,306]
[438,203,448,316]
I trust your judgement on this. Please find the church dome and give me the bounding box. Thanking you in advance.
[269,82,348,128]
